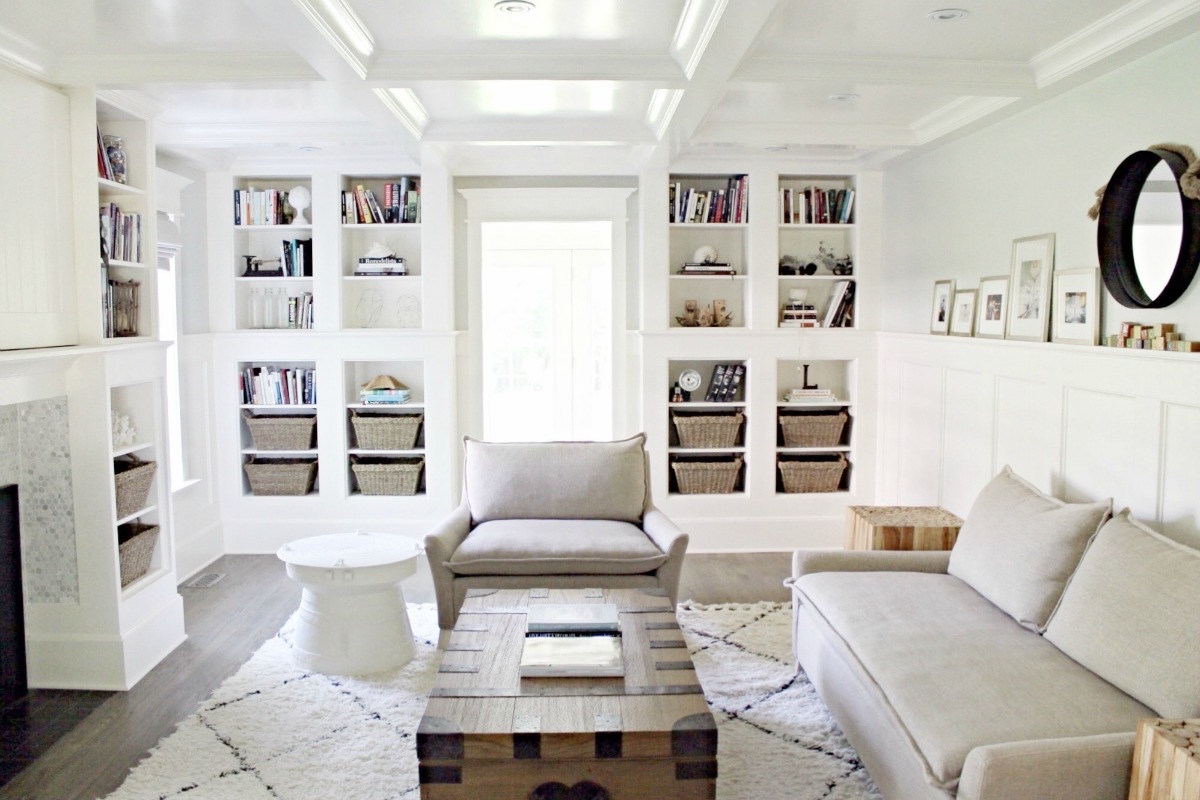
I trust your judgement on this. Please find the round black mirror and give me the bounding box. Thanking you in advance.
[1097,148,1200,308]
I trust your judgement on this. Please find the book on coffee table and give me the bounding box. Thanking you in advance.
[519,634,625,677]
[526,603,620,634]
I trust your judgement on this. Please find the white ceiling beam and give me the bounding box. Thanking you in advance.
[693,121,919,149]
[732,56,1036,96]
[156,120,387,148]
[370,52,683,83]
[424,118,656,145]
[52,53,320,84]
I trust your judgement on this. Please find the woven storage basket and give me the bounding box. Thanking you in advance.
[671,456,743,494]
[780,410,848,448]
[117,522,159,587]
[243,458,317,496]
[350,411,423,450]
[351,457,424,495]
[242,411,317,451]
[672,411,744,449]
[779,455,847,493]
[114,457,156,519]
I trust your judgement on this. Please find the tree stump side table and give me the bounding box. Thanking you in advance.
[844,505,964,551]
[1129,718,1200,800]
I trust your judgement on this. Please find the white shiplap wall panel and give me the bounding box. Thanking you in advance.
[940,368,995,517]
[895,361,943,505]
[1161,403,1200,550]
[994,376,1063,496]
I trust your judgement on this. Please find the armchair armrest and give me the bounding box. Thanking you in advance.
[643,505,688,604]
[424,500,473,629]
[957,732,1134,800]
[789,548,952,586]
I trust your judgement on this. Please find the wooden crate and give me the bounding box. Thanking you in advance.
[844,505,963,551]
[418,588,717,799]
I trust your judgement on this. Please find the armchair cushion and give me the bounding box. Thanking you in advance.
[446,519,669,576]
[463,434,647,523]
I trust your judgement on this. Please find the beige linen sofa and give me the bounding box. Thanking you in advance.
[790,466,1200,800]
[424,434,689,629]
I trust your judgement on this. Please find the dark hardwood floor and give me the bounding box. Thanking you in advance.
[0,551,791,800]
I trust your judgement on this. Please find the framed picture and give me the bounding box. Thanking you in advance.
[975,275,1009,338]
[1052,268,1101,345]
[949,289,977,336]
[1006,233,1055,342]
[929,279,955,334]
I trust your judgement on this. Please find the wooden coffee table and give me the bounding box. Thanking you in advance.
[417,588,717,799]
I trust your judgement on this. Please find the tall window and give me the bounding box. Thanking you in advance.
[157,225,186,490]
[481,221,612,441]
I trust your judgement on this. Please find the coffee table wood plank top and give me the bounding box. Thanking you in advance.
[418,587,716,800]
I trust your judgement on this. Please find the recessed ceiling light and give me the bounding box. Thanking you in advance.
[927,8,969,21]
[495,0,535,12]
[828,93,859,102]
[299,145,322,153]
[764,145,789,152]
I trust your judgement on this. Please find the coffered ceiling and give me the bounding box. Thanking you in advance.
[0,0,1197,172]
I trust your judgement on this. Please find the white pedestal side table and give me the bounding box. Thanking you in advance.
[277,531,423,675]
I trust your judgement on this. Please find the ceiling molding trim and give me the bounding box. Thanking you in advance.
[95,89,160,120]
[155,120,385,147]
[693,121,919,148]
[372,88,427,140]
[289,0,375,79]
[733,55,1036,95]
[370,52,683,82]
[53,53,320,84]
[646,89,684,140]
[424,118,657,144]
[672,0,730,80]
[1031,0,1200,88]
[910,95,1021,144]
[0,27,51,79]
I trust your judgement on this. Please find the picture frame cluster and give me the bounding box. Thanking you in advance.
[929,233,1101,346]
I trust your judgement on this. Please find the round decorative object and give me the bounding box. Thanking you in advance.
[287,185,312,226]
[692,245,718,264]
[678,369,702,393]
[1097,148,1200,308]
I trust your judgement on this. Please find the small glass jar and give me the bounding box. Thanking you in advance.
[103,135,127,184]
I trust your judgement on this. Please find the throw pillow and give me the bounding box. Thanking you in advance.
[947,466,1111,631]
[1044,510,1200,718]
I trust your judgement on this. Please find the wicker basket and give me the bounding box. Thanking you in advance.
[672,411,744,449]
[117,522,159,587]
[243,458,317,496]
[350,411,423,450]
[778,455,848,493]
[671,456,743,494]
[114,457,156,519]
[242,411,317,451]
[779,410,848,448]
[351,457,424,495]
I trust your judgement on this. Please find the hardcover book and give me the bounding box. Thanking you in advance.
[526,603,620,634]
[519,635,624,678]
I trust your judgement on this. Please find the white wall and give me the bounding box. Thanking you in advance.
[882,31,1200,336]
[876,31,1200,549]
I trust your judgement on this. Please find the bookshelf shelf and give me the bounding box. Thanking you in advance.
[98,178,144,197]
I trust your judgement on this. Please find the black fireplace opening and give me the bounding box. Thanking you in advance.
[0,483,25,705]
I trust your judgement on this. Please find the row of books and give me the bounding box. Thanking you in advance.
[520,603,623,678]
[823,280,855,328]
[780,187,855,225]
[704,363,746,402]
[100,204,142,264]
[283,293,314,329]
[281,238,313,277]
[239,366,316,406]
[669,176,749,224]
[342,180,420,224]
[103,278,139,338]
[234,188,295,226]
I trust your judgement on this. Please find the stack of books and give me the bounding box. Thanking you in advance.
[359,374,411,404]
[520,603,624,678]
[678,261,736,276]
[784,387,837,403]
[355,256,407,277]
[780,301,818,328]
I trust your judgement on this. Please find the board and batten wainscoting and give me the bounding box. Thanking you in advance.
[876,333,1200,550]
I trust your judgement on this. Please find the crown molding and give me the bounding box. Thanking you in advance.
[0,25,50,79]
[155,120,386,148]
[53,53,319,84]
[733,55,1035,96]
[1031,0,1200,87]
[672,0,729,80]
[693,121,918,149]
[646,89,684,141]
[910,96,1021,144]
[370,51,682,82]
[424,117,657,145]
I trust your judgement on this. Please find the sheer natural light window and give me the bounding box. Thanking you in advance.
[157,226,187,490]
[481,221,612,442]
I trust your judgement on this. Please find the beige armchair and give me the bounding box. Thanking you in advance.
[424,434,689,629]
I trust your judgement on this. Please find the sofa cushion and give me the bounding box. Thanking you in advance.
[793,571,1153,792]
[463,435,647,523]
[947,466,1111,631]
[1044,510,1200,718]
[446,519,668,576]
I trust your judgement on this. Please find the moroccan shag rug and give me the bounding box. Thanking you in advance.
[104,602,881,800]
